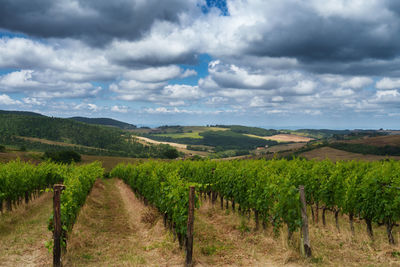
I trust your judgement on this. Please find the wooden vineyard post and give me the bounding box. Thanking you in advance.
[53,184,65,267]
[186,186,195,267]
[299,185,311,257]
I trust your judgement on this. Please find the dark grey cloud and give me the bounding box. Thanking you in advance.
[244,1,400,63]
[0,0,193,46]
[112,52,198,68]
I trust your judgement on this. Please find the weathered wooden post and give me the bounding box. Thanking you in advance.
[6,198,12,211]
[53,184,65,267]
[186,186,195,267]
[25,191,29,204]
[299,185,311,257]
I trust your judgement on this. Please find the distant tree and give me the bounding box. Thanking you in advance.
[44,150,82,164]
[0,145,5,152]
[163,147,180,159]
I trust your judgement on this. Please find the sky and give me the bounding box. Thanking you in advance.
[1,0,400,129]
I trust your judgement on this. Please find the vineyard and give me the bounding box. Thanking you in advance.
[111,158,400,260]
[0,160,103,266]
[1,158,400,266]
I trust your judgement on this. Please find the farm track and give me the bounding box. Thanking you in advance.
[64,178,286,266]
[63,178,183,266]
[0,192,52,267]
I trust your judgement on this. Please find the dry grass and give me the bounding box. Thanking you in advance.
[301,147,400,161]
[0,151,42,164]
[0,151,145,172]
[194,198,400,266]
[140,207,159,226]
[134,136,188,149]
[133,136,209,157]
[193,200,299,266]
[4,179,395,266]
[265,142,308,153]
[64,179,183,266]
[0,192,52,266]
[246,134,314,143]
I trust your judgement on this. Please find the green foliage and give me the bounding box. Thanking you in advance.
[0,114,182,158]
[227,125,278,136]
[0,159,103,251]
[111,158,400,242]
[43,150,82,164]
[162,147,180,159]
[59,162,103,233]
[110,161,197,237]
[329,142,400,156]
[143,129,278,152]
[200,130,277,150]
[0,160,68,204]
[0,145,5,152]
[69,117,137,130]
[289,129,351,139]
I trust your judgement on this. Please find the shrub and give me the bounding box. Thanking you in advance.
[43,150,82,163]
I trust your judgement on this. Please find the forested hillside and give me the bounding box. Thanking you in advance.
[0,114,178,158]
[0,110,44,117]
[69,117,137,130]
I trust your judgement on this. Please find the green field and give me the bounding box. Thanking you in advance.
[152,126,227,139]
[154,132,203,139]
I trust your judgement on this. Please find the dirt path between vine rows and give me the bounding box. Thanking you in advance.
[65,179,293,266]
[193,200,298,267]
[63,178,183,266]
[0,193,53,267]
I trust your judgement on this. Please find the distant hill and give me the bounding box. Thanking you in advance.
[69,117,136,130]
[0,110,45,117]
[0,113,177,158]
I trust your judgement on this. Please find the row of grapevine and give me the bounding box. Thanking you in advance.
[176,160,303,236]
[111,158,400,245]
[0,159,103,242]
[48,161,103,267]
[57,161,104,235]
[0,159,104,266]
[110,161,199,246]
[177,158,400,244]
[0,160,69,212]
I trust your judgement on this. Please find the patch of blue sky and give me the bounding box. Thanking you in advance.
[0,29,52,46]
[168,54,212,86]
[0,68,19,75]
[366,77,380,91]
[0,30,27,39]
[201,0,229,16]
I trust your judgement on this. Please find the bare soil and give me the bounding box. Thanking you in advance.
[301,147,400,161]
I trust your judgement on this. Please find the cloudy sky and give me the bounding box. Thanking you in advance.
[1,0,400,129]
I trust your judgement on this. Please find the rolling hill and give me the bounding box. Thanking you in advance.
[69,117,137,130]
[0,112,178,159]
[0,110,44,117]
